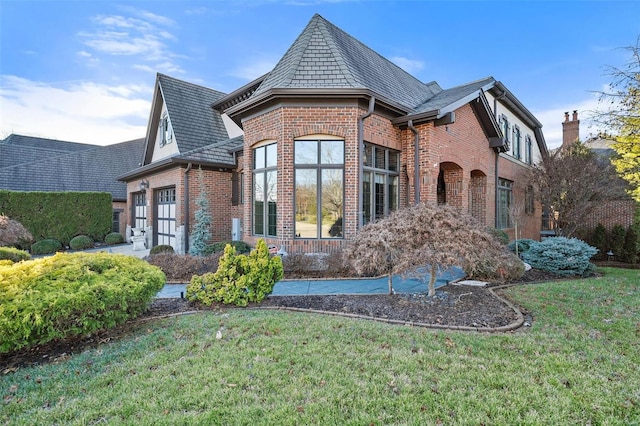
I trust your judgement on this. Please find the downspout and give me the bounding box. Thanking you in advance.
[184,163,193,254]
[493,92,506,229]
[358,96,375,228]
[408,120,419,204]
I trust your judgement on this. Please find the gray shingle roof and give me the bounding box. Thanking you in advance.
[413,77,495,114]
[252,14,441,110]
[1,134,96,152]
[158,74,230,153]
[176,136,244,166]
[0,137,145,201]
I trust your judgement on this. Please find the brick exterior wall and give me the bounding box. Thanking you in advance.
[578,198,637,237]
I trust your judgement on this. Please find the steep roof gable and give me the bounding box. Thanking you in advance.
[146,74,229,159]
[252,14,441,110]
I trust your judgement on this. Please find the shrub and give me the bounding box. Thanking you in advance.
[590,223,607,260]
[187,239,283,307]
[203,240,252,255]
[70,235,94,251]
[609,224,626,258]
[0,215,34,249]
[522,237,597,276]
[487,228,509,245]
[0,252,165,353]
[31,238,63,255]
[621,225,638,264]
[150,244,174,255]
[507,239,538,256]
[0,247,31,263]
[146,252,222,282]
[104,232,125,245]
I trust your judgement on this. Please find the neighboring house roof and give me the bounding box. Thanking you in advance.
[151,74,229,155]
[1,134,96,152]
[584,136,616,157]
[246,14,441,112]
[0,135,144,201]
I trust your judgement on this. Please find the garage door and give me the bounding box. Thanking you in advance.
[156,187,176,248]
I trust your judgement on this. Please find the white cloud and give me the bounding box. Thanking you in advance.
[390,56,424,74]
[0,75,151,145]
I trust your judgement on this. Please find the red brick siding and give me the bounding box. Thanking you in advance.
[579,199,636,236]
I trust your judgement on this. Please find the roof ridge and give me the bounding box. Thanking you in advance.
[157,73,227,98]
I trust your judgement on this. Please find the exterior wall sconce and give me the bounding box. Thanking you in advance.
[139,179,149,192]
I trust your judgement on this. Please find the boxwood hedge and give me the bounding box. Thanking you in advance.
[0,252,165,353]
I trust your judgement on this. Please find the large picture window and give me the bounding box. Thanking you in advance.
[295,139,344,239]
[362,143,399,225]
[253,143,277,237]
[497,178,513,229]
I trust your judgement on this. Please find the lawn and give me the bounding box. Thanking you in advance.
[1,268,638,425]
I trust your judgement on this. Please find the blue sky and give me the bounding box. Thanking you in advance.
[1,1,639,149]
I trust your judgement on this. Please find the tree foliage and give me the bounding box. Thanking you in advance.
[528,141,626,237]
[344,203,524,296]
[593,36,640,202]
[189,167,212,256]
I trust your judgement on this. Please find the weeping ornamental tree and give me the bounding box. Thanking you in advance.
[344,203,524,297]
[189,167,212,256]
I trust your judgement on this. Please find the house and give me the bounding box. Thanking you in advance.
[118,14,548,255]
[0,134,145,234]
[559,111,636,236]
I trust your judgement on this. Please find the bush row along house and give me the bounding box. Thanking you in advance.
[117,14,549,254]
[0,134,144,235]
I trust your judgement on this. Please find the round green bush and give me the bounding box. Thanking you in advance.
[70,235,95,251]
[0,247,31,263]
[150,244,175,255]
[507,239,538,255]
[203,240,252,255]
[31,238,63,255]
[0,252,166,353]
[104,232,125,245]
[522,237,597,277]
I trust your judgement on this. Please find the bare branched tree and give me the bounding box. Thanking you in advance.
[344,203,523,296]
[528,141,626,237]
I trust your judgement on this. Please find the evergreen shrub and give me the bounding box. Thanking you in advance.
[150,244,174,255]
[187,239,283,307]
[507,239,538,255]
[31,238,63,255]
[487,228,509,245]
[0,252,165,353]
[0,247,31,263]
[590,223,607,259]
[70,235,94,251]
[104,232,125,245]
[609,225,626,258]
[203,240,252,255]
[522,237,597,276]
[146,252,222,282]
[621,226,638,264]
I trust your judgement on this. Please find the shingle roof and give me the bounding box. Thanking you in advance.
[413,77,495,114]
[176,135,244,166]
[158,74,230,153]
[252,14,441,110]
[0,137,145,201]
[1,134,96,152]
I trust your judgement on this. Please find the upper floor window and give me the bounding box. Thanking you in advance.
[500,115,510,143]
[362,143,399,225]
[295,139,344,239]
[525,135,533,164]
[160,113,173,146]
[512,126,521,160]
[253,143,277,237]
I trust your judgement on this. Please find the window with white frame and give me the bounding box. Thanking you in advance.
[497,178,513,229]
[362,143,399,225]
[160,113,173,146]
[295,139,344,239]
[253,143,277,237]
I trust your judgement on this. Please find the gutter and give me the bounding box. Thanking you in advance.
[408,120,420,204]
[184,163,192,254]
[358,96,375,228]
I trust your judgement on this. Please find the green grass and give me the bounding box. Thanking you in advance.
[1,268,639,425]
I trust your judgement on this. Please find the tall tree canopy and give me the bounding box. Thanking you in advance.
[594,36,640,201]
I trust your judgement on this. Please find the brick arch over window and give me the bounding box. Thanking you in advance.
[292,125,347,139]
[438,162,464,209]
[469,169,487,224]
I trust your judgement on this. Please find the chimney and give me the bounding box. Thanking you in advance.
[562,110,579,149]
